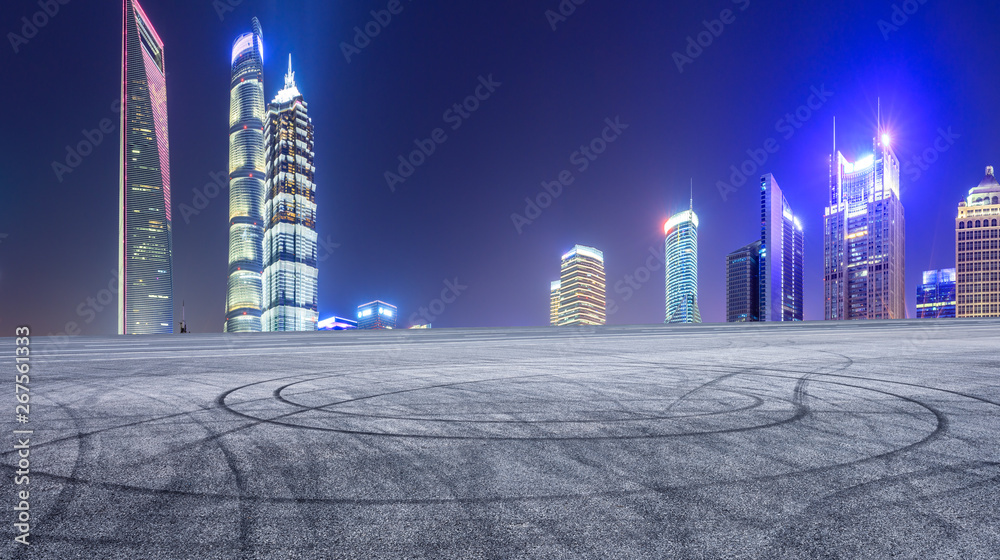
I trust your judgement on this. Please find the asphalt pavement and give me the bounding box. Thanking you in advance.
[2,319,999,559]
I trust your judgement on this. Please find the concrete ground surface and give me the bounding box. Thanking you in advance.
[2,319,999,559]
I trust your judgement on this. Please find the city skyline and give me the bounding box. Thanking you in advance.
[5,1,1000,334]
[4,3,999,556]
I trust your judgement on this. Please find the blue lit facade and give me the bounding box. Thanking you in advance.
[358,301,397,330]
[916,269,956,319]
[760,174,803,321]
[664,209,701,323]
[317,316,358,330]
[824,134,906,320]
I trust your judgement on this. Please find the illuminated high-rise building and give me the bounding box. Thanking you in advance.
[824,132,906,320]
[358,301,397,330]
[726,241,761,323]
[317,316,358,330]
[557,246,606,326]
[262,56,318,331]
[956,166,1000,317]
[119,0,173,335]
[225,18,266,333]
[760,174,804,321]
[664,207,701,324]
[917,269,957,319]
[549,280,561,325]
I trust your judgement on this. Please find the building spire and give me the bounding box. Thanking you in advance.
[273,53,301,104]
[689,178,693,212]
[877,96,880,137]
[285,53,295,90]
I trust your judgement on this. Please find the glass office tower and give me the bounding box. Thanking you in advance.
[358,301,397,330]
[956,166,1000,317]
[726,240,761,322]
[549,280,561,325]
[119,0,173,335]
[664,209,701,323]
[225,18,266,333]
[557,246,606,326]
[824,133,906,320]
[917,269,957,319]
[760,174,804,321]
[262,57,318,331]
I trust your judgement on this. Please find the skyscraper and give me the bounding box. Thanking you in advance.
[119,0,173,335]
[557,245,606,326]
[726,240,761,322]
[664,207,701,324]
[824,132,906,320]
[917,269,957,319]
[549,280,561,325]
[956,166,1000,317]
[262,57,318,331]
[357,301,397,330]
[225,18,266,333]
[760,174,804,321]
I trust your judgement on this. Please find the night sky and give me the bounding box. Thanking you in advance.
[3,0,1000,335]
